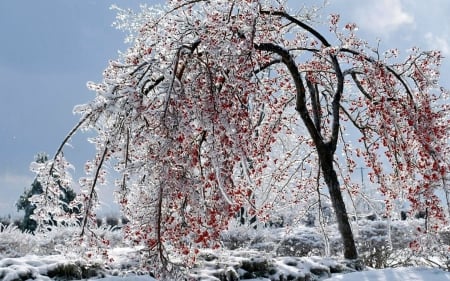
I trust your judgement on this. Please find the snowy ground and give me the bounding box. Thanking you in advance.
[1,253,449,281]
[1,222,449,280]
[324,267,450,281]
[0,254,157,281]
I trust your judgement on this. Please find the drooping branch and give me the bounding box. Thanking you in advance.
[43,111,96,199]
[156,182,168,268]
[81,141,109,236]
[347,71,373,101]
[260,10,332,48]
[341,47,416,108]
[255,42,323,147]
[253,58,282,75]
[260,10,344,152]
[49,111,95,174]
[163,39,202,118]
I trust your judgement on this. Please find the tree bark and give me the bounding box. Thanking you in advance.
[319,144,358,259]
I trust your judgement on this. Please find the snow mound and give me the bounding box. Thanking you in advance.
[0,255,68,281]
[189,249,353,280]
[0,255,156,281]
[1,252,449,281]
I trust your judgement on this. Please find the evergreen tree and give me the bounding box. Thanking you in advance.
[16,178,43,232]
[16,153,78,232]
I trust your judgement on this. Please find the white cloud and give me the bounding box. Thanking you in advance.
[353,0,414,34]
[425,33,450,56]
[0,172,32,186]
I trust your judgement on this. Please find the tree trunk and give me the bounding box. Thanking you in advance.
[255,41,358,260]
[319,145,358,259]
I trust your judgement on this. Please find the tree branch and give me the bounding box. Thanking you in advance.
[341,47,416,108]
[260,10,332,47]
[142,76,164,96]
[44,111,96,199]
[255,42,324,147]
[253,59,282,75]
[306,76,321,134]
[81,141,109,236]
[260,10,344,151]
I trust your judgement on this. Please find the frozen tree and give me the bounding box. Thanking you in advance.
[18,153,78,232]
[32,0,449,275]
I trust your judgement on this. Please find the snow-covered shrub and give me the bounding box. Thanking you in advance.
[0,222,125,260]
[0,255,107,281]
[222,222,333,257]
[439,227,450,245]
[354,219,437,268]
[406,225,450,270]
[221,223,280,251]
[220,226,254,250]
[276,229,325,257]
[0,224,42,258]
[356,221,397,268]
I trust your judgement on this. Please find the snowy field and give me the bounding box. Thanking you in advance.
[1,222,449,280]
[1,254,449,281]
[324,267,450,281]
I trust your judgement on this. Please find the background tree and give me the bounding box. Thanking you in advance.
[17,178,43,232]
[18,153,78,232]
[31,0,449,275]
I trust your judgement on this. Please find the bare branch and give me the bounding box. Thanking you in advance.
[80,141,109,236]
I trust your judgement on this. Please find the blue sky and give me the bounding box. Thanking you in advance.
[0,0,448,217]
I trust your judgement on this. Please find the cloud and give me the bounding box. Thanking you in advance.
[0,172,33,189]
[353,0,414,34]
[425,33,450,56]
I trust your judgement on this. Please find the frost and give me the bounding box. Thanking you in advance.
[32,0,449,276]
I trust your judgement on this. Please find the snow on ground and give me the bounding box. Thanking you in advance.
[0,255,66,281]
[1,253,449,281]
[323,267,450,281]
[0,254,157,281]
[98,277,156,281]
[1,222,450,280]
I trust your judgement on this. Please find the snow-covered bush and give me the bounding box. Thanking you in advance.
[0,223,125,260]
[439,227,450,245]
[276,229,326,257]
[221,224,279,251]
[0,224,38,258]
[353,218,450,269]
[222,216,449,271]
